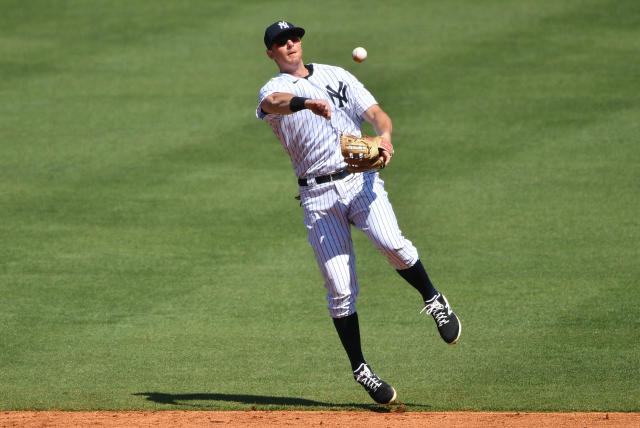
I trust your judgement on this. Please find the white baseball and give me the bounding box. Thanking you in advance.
[352,47,367,63]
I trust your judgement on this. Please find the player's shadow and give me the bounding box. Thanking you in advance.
[133,392,430,412]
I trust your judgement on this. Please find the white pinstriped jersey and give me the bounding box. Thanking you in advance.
[256,63,377,179]
[256,62,419,318]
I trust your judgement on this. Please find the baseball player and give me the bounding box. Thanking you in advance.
[256,20,461,405]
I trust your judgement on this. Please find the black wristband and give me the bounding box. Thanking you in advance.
[289,97,309,112]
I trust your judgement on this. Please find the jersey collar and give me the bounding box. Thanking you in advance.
[304,63,314,78]
[278,64,314,82]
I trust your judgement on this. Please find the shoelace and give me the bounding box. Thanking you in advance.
[354,366,382,391]
[420,298,450,327]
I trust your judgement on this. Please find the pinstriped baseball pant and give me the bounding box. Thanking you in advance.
[300,171,419,318]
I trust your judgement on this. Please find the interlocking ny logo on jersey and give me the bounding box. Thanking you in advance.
[326,82,348,107]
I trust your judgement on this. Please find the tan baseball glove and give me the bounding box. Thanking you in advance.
[340,134,395,173]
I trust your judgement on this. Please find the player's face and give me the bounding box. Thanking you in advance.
[267,35,303,71]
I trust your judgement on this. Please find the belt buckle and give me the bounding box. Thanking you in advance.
[329,170,342,182]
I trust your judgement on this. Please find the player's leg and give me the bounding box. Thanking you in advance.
[302,189,364,364]
[332,313,364,370]
[396,259,438,302]
[348,172,420,272]
[349,172,461,344]
[301,186,395,404]
[303,198,358,319]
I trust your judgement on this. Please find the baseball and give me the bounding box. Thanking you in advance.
[352,47,367,63]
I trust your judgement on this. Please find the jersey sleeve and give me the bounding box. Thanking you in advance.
[256,77,290,120]
[256,85,274,120]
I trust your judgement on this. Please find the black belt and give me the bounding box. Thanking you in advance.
[298,169,350,186]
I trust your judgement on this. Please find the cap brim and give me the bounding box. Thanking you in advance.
[291,27,305,38]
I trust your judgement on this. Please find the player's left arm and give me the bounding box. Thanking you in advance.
[362,104,393,166]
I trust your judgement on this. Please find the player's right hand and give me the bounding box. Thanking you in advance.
[306,99,331,120]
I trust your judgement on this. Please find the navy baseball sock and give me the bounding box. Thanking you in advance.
[397,259,438,302]
[332,312,366,371]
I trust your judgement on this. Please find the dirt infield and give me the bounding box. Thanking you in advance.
[2,411,638,427]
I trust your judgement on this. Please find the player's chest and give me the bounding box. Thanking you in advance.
[296,78,351,110]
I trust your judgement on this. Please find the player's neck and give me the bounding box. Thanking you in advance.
[280,61,309,78]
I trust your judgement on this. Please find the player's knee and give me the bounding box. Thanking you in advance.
[326,293,357,318]
[381,244,419,270]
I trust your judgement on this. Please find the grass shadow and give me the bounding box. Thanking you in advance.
[133,392,430,412]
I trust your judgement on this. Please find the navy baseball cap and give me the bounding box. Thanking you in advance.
[264,20,305,49]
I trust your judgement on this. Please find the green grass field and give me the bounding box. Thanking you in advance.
[1,0,638,412]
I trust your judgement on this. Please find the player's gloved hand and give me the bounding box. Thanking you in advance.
[340,134,394,173]
[379,146,392,167]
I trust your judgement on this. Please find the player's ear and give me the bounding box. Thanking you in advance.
[266,48,274,59]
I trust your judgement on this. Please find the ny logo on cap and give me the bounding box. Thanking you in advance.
[278,21,290,29]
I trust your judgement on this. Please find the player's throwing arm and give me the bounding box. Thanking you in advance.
[261,93,331,120]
